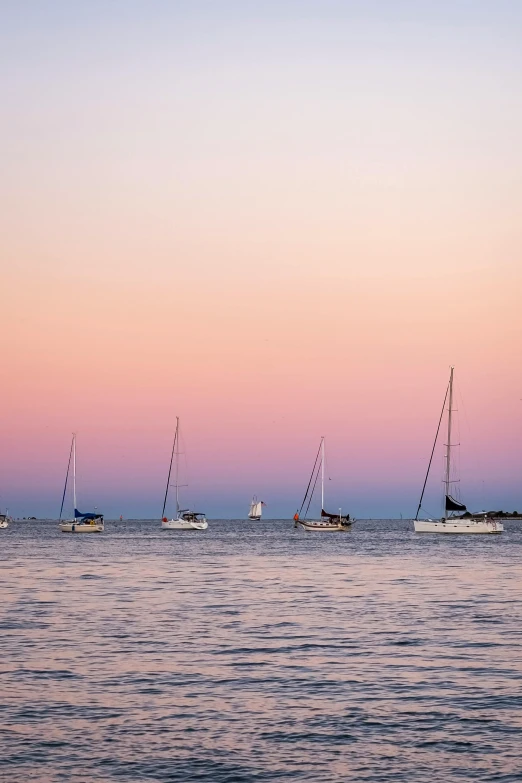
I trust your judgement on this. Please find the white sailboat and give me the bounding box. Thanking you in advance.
[248,496,265,520]
[59,434,104,533]
[414,367,503,534]
[161,417,208,531]
[294,437,353,531]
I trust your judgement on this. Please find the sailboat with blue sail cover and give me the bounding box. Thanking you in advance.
[59,434,104,533]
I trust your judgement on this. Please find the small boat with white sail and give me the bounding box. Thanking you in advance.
[161,417,208,531]
[414,367,503,534]
[248,496,265,520]
[59,434,104,533]
[294,437,353,531]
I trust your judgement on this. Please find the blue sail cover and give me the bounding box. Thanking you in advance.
[74,509,103,520]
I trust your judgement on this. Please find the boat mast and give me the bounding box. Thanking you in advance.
[414,380,449,521]
[59,434,75,521]
[73,433,77,519]
[444,367,454,513]
[162,420,178,519]
[298,439,322,520]
[175,417,180,517]
[321,437,325,512]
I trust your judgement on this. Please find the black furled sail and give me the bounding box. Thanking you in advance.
[445,495,466,513]
[322,509,350,521]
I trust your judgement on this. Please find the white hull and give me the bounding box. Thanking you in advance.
[414,518,503,534]
[298,519,352,532]
[0,520,8,529]
[60,522,104,533]
[162,518,208,531]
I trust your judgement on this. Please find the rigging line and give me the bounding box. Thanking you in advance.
[178,427,193,507]
[179,427,189,481]
[59,435,74,521]
[415,381,450,521]
[456,379,483,504]
[298,441,322,517]
[162,427,177,518]
[304,459,322,520]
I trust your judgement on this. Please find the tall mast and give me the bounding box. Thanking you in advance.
[59,434,75,521]
[321,437,325,512]
[175,417,180,516]
[73,433,77,517]
[161,421,177,519]
[444,367,454,511]
[414,380,449,521]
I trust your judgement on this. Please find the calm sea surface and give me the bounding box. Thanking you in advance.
[1,519,521,782]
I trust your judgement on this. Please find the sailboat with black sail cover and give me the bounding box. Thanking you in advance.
[414,367,503,534]
[294,437,352,531]
[161,417,208,531]
[59,434,104,533]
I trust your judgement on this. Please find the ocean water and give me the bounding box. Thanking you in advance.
[1,518,521,782]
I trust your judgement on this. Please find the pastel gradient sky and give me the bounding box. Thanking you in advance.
[2,1,521,518]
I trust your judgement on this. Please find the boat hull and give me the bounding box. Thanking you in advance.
[162,518,208,531]
[60,522,104,533]
[248,516,261,521]
[0,520,8,529]
[298,519,352,532]
[414,518,503,534]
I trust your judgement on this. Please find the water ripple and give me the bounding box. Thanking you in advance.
[1,518,522,782]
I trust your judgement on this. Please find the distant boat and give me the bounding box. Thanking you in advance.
[294,437,352,532]
[414,367,503,534]
[59,434,104,533]
[161,417,208,531]
[0,511,10,529]
[248,496,265,520]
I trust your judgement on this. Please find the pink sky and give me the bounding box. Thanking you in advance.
[1,2,522,517]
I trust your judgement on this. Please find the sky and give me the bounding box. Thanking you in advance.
[1,0,522,518]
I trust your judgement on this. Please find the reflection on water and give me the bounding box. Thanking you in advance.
[1,519,521,782]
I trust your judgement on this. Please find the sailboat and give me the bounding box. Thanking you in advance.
[248,496,265,520]
[59,434,104,533]
[294,437,353,531]
[414,367,503,534]
[161,417,208,531]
